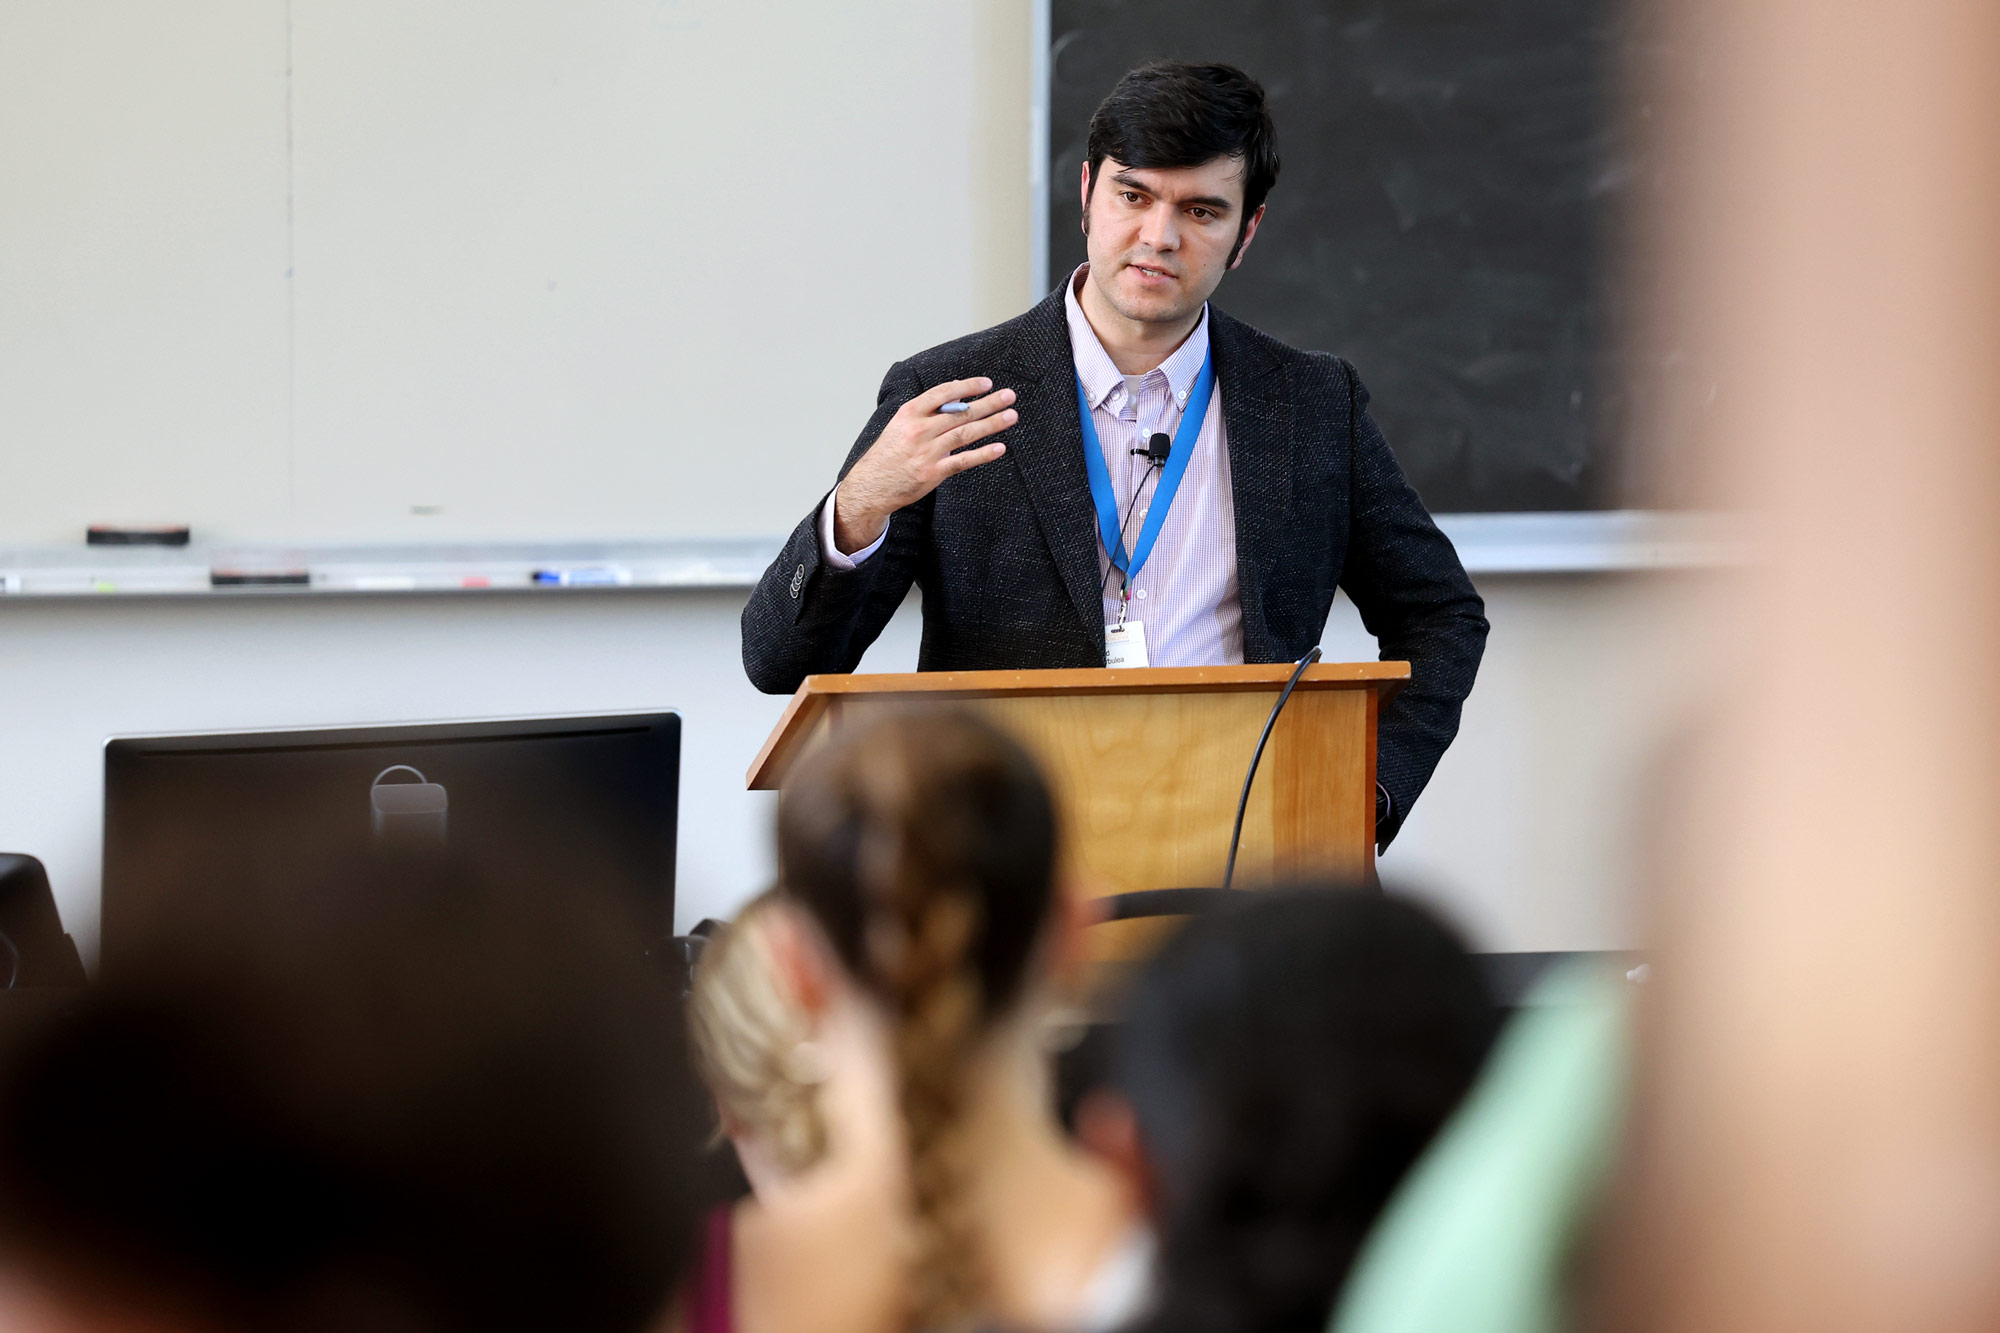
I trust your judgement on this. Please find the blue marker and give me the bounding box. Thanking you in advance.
[936,400,972,415]
[531,567,631,587]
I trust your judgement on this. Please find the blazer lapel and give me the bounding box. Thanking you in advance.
[1000,293,1104,645]
[1213,309,1292,662]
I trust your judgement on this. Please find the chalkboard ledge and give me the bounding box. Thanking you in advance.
[1439,510,1747,573]
[0,512,1741,599]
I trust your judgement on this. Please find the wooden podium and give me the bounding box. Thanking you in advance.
[748,663,1408,957]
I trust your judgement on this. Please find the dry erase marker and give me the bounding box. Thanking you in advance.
[531,567,632,587]
[936,400,972,415]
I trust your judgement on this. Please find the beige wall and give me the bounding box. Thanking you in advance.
[0,569,1709,968]
[1346,570,1727,951]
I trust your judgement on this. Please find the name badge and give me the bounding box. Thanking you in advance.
[1105,620,1149,669]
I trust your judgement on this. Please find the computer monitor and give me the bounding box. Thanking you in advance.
[102,713,679,972]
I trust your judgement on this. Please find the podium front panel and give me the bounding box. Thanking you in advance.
[812,684,1375,958]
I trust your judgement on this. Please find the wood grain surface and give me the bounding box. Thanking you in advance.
[748,664,1399,960]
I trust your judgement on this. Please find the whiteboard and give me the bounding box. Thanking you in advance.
[1,0,1034,546]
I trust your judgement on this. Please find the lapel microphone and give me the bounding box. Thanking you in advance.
[1103,433,1175,598]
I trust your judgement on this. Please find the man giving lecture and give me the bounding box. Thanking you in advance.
[742,61,1487,848]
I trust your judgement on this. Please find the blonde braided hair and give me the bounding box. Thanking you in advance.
[686,890,828,1176]
[777,711,1059,1333]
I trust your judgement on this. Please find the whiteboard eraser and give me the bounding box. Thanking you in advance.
[87,525,191,547]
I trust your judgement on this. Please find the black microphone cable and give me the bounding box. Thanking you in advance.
[1098,432,1171,600]
[1220,645,1324,891]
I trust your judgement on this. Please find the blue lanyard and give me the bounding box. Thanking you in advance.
[1076,349,1215,598]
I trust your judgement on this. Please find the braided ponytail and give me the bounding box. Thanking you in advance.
[777,711,1058,1332]
[857,786,986,1329]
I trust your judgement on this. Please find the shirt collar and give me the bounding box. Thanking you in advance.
[1064,264,1210,412]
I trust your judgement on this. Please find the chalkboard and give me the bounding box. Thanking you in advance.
[1048,0,1645,513]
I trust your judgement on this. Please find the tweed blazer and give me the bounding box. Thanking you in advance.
[741,289,1488,845]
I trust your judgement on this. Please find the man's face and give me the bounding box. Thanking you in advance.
[1080,155,1264,327]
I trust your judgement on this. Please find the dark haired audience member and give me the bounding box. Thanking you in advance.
[736,709,1145,1333]
[0,855,707,1333]
[1078,888,1497,1333]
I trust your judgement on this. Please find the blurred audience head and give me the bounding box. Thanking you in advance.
[775,709,1062,1330]
[0,852,705,1333]
[1089,886,1497,1333]
[687,888,829,1194]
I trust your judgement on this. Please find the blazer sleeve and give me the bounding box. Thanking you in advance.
[740,360,932,694]
[1331,357,1490,846]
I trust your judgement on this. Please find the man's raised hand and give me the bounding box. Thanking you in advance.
[831,377,1016,554]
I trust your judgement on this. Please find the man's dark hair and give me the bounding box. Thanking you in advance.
[1085,61,1281,262]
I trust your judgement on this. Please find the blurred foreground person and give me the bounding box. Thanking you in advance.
[683,887,906,1333]
[1080,889,1495,1333]
[1581,0,2000,1326]
[687,889,832,1198]
[1329,960,1630,1333]
[0,856,706,1333]
[738,710,1142,1333]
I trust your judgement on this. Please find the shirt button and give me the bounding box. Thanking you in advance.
[1136,588,1148,600]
